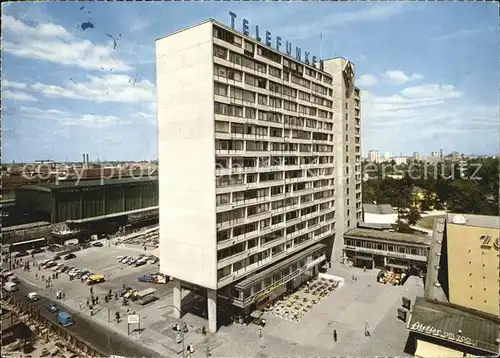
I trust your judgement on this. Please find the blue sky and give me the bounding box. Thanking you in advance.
[2,1,498,162]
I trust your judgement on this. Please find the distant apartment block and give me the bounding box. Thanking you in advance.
[156,18,362,332]
[368,150,380,163]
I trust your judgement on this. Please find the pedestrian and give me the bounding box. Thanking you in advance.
[363,266,366,272]
[79,302,83,310]
[333,329,337,342]
[328,261,332,268]
[96,296,99,304]
[86,299,90,307]
[62,291,65,299]
[35,273,38,279]
[258,328,262,338]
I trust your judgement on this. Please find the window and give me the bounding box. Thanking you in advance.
[244,41,254,53]
[214,65,242,82]
[269,97,282,109]
[245,108,256,119]
[298,91,310,101]
[257,46,281,63]
[387,245,394,252]
[214,26,240,46]
[245,74,266,89]
[258,94,267,105]
[269,82,282,94]
[213,45,227,59]
[269,66,281,78]
[215,121,229,133]
[399,247,406,254]
[216,194,230,205]
[229,52,242,65]
[284,101,297,112]
[214,82,228,96]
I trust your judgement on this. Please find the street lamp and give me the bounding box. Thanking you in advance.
[158,304,185,358]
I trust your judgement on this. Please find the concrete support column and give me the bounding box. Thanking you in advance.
[172,279,181,319]
[207,288,217,333]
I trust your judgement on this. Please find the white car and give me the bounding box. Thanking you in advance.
[120,257,129,264]
[26,292,40,301]
[116,256,125,261]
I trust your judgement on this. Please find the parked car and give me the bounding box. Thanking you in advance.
[120,257,130,264]
[15,251,29,258]
[134,258,147,267]
[31,248,44,254]
[53,255,61,261]
[43,261,56,269]
[116,256,125,261]
[92,242,104,247]
[25,292,40,302]
[128,258,137,265]
[46,303,59,313]
[64,253,77,260]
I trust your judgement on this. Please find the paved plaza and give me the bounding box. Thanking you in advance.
[13,243,423,357]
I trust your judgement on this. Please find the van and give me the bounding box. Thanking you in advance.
[57,312,74,327]
[3,281,18,292]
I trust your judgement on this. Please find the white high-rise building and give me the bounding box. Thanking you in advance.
[383,151,393,162]
[156,17,362,332]
[368,150,380,163]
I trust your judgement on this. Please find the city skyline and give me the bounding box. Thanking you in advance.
[2,2,498,162]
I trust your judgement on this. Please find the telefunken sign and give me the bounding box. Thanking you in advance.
[228,12,325,72]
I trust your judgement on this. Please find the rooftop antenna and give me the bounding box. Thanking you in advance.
[320,32,323,60]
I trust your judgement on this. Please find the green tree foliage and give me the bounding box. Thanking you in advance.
[362,158,499,216]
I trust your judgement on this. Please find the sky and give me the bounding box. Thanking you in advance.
[1,1,498,163]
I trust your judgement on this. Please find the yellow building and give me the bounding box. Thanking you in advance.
[407,213,500,357]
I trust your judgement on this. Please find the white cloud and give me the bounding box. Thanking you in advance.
[361,83,498,138]
[385,70,424,85]
[2,15,132,71]
[3,90,38,102]
[356,74,377,88]
[3,79,28,89]
[431,27,495,42]
[19,106,120,127]
[273,3,410,40]
[31,74,155,103]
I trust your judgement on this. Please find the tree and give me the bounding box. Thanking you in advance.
[406,205,422,226]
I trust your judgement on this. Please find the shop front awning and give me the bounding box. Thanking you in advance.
[387,262,407,270]
[306,254,327,269]
[408,297,500,354]
[355,255,373,261]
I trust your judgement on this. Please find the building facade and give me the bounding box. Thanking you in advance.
[343,228,430,271]
[408,213,500,357]
[157,18,361,332]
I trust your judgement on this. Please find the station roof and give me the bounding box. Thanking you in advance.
[408,297,500,354]
[344,228,431,246]
[15,177,158,193]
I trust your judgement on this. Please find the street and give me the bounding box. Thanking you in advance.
[11,279,157,357]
